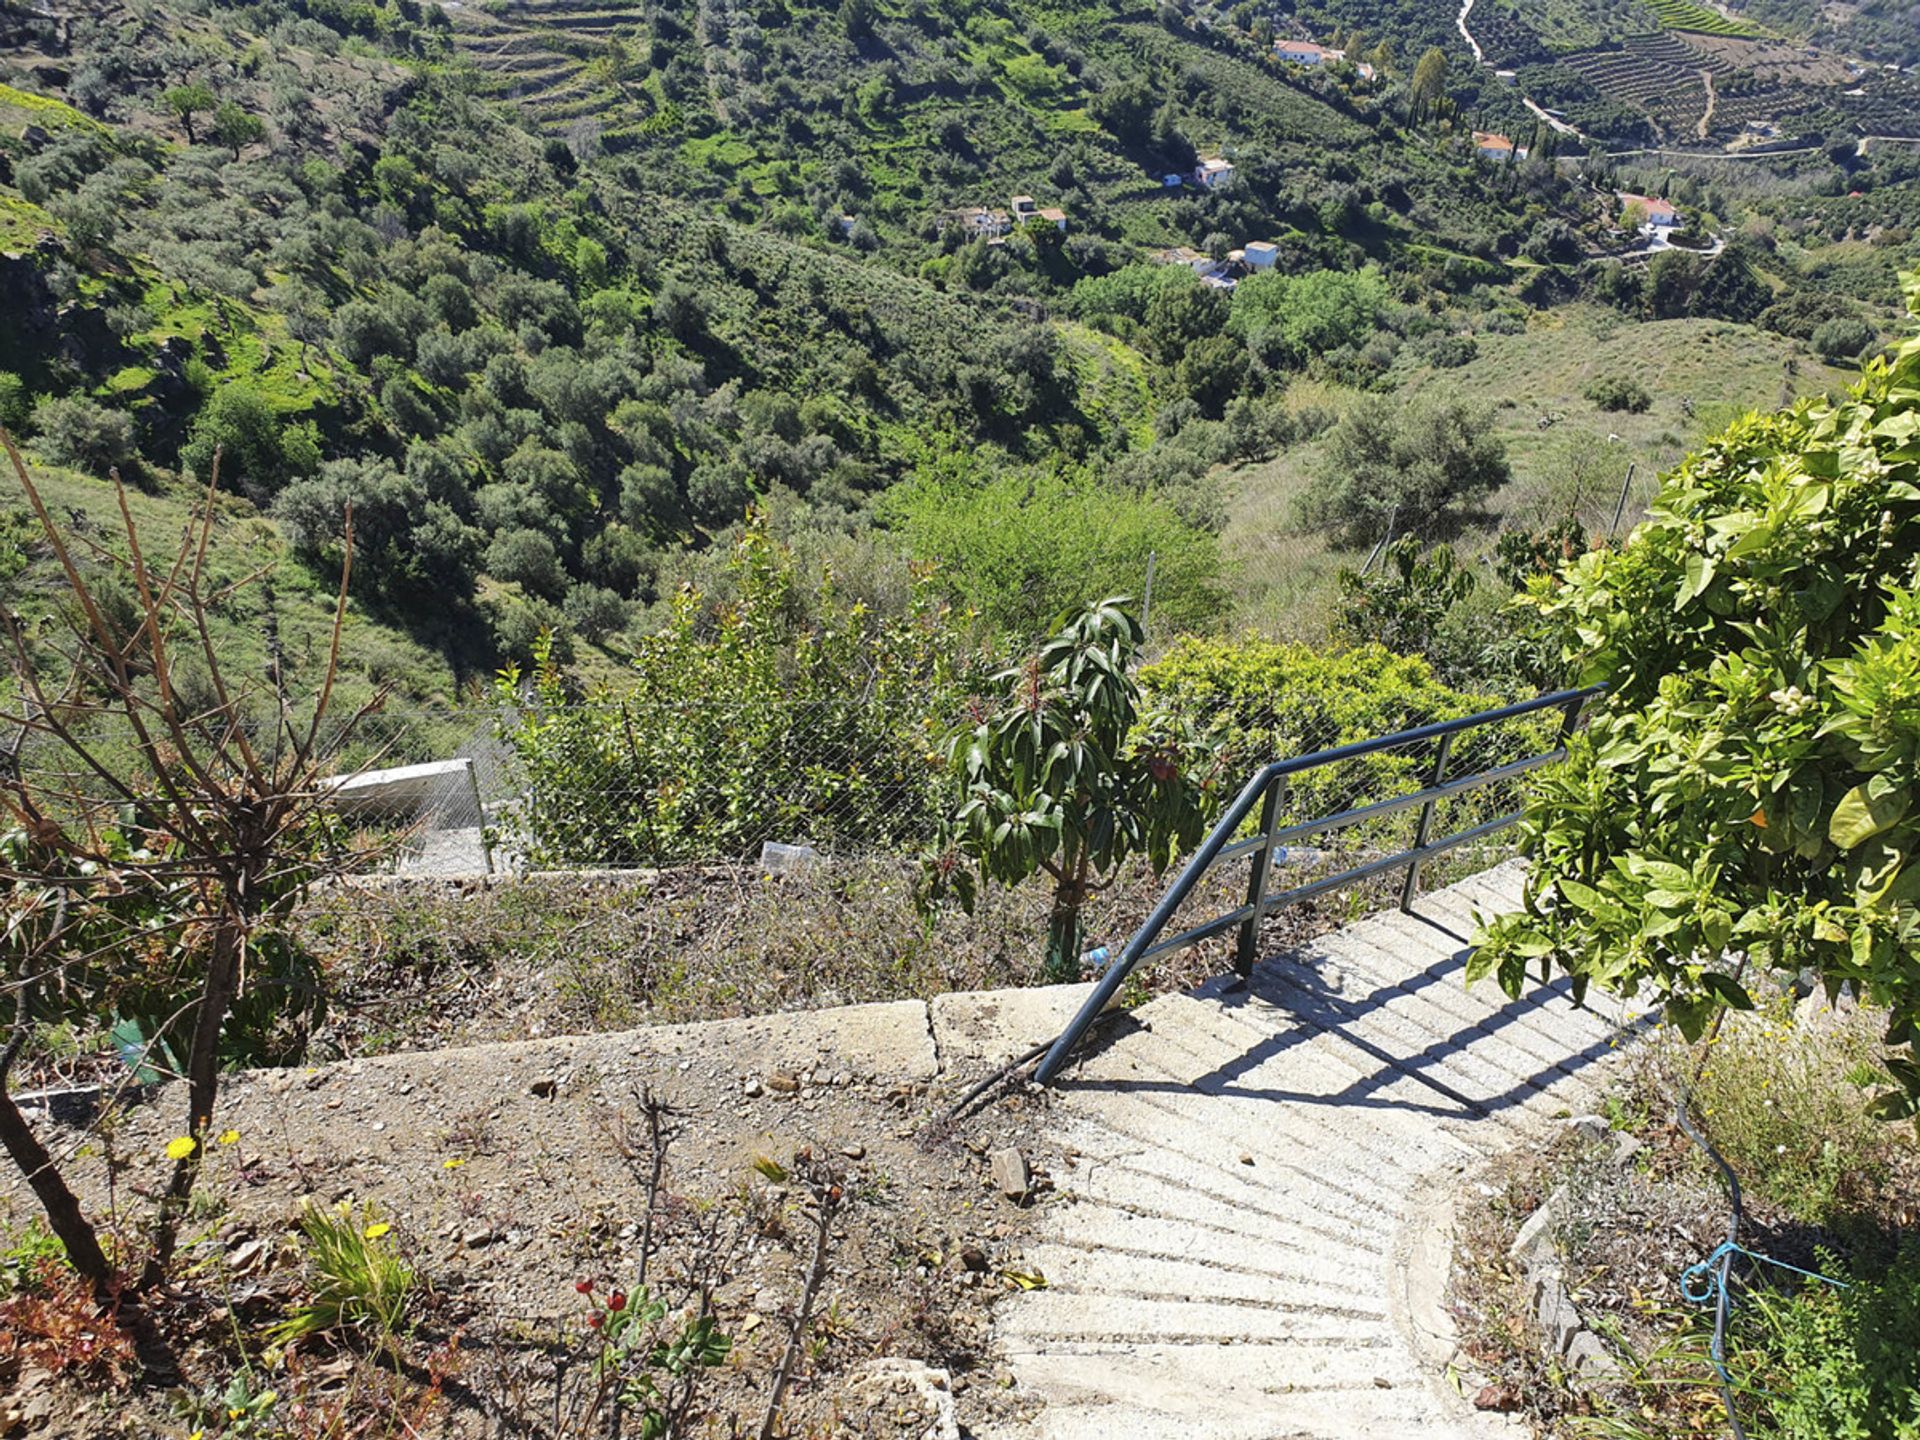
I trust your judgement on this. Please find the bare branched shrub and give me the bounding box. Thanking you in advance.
[0,432,381,1304]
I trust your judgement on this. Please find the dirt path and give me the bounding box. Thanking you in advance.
[1455,0,1484,64]
[1697,68,1717,140]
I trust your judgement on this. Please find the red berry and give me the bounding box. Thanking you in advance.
[574,1279,593,1294]
[608,1291,627,1311]
[587,1313,603,1329]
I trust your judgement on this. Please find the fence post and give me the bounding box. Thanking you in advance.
[1399,731,1455,912]
[1235,774,1287,979]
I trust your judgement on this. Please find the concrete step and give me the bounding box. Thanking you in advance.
[1121,996,1514,1157]
[997,1290,1401,1347]
[998,1344,1466,1439]
[1261,936,1592,1092]
[1019,1242,1386,1317]
[984,859,1631,1440]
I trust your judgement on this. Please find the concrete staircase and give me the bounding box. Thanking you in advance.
[984,860,1646,1440]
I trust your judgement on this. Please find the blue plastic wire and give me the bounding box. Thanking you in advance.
[1674,1102,1850,1436]
[1680,1240,1850,1308]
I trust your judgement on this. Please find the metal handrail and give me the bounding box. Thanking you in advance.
[1031,684,1606,1085]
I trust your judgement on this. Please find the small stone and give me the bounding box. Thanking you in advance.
[840,1143,866,1159]
[464,1228,497,1249]
[530,1077,557,1099]
[1509,1184,1568,1261]
[766,1073,801,1094]
[989,1148,1030,1201]
[1566,1328,1620,1380]
[1238,1153,1255,1167]
[958,1246,989,1272]
[227,1237,269,1273]
[1613,1132,1646,1165]
[1563,1114,1609,1143]
[744,1078,764,1098]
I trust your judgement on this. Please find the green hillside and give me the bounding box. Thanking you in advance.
[2,0,1916,692]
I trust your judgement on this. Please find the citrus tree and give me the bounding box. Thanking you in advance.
[930,598,1227,980]
[1474,270,1920,1128]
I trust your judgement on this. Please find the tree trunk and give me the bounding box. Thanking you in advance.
[140,910,243,1290]
[1043,863,1088,983]
[0,1091,114,1293]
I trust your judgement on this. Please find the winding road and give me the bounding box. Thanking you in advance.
[1456,0,1590,140]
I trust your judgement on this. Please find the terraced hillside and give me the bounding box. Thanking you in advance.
[1481,0,1920,145]
[449,0,718,138]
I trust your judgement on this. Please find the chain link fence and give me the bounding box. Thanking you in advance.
[345,684,1564,896]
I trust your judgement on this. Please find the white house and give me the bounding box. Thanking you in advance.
[1035,206,1068,232]
[1473,130,1528,161]
[1274,39,1334,65]
[1617,191,1680,234]
[1273,38,1372,77]
[951,207,1011,238]
[1010,194,1037,220]
[1193,157,1235,189]
[1242,240,1279,269]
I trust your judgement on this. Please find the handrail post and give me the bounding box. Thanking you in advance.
[1399,731,1455,912]
[1558,690,1589,742]
[1235,775,1287,979]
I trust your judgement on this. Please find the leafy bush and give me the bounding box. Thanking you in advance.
[0,372,28,432]
[1475,272,1920,1126]
[1583,374,1653,413]
[182,384,320,499]
[28,395,135,474]
[1732,1238,1920,1438]
[1811,315,1876,362]
[1139,634,1517,824]
[1298,397,1510,544]
[930,599,1226,978]
[879,467,1227,642]
[496,516,981,866]
[1229,267,1391,368]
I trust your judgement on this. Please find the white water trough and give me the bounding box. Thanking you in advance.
[326,758,493,875]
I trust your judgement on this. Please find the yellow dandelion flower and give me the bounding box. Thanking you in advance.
[218,1129,241,1146]
[363,1222,392,1240]
[443,1157,466,1170]
[165,1136,197,1160]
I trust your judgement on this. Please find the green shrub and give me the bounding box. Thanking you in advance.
[28,395,135,474]
[879,467,1227,642]
[1139,634,1520,828]
[1811,315,1876,363]
[931,599,1224,978]
[1475,270,1920,1125]
[181,384,317,499]
[0,371,28,432]
[1297,396,1510,545]
[496,515,982,866]
[1733,1238,1920,1438]
[1583,374,1653,413]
